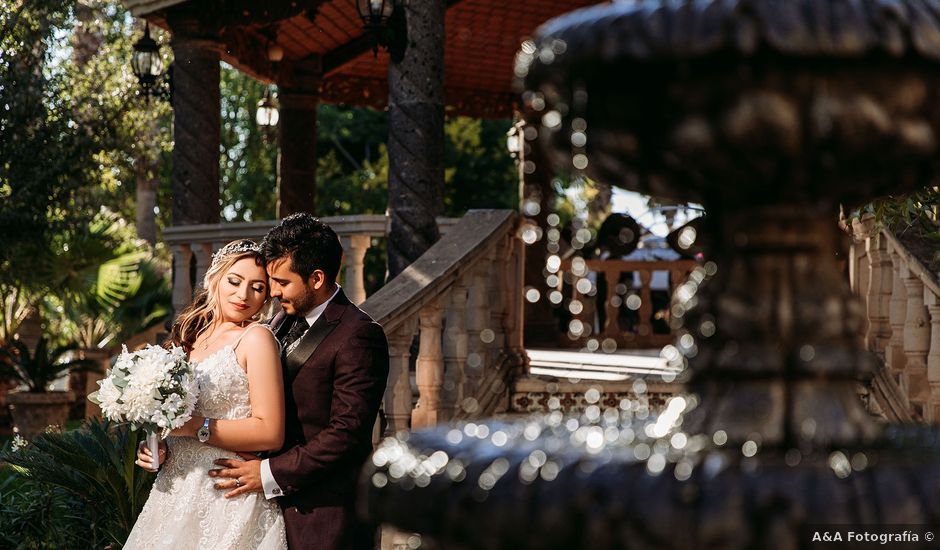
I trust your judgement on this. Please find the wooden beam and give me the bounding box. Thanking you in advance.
[210,0,328,29]
[322,32,378,74]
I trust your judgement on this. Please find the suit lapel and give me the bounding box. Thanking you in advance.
[269,312,291,339]
[283,289,350,382]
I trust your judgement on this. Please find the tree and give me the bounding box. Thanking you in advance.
[0,1,171,345]
[0,1,120,337]
[219,66,278,221]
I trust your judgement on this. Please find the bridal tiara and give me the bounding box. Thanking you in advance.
[211,240,261,267]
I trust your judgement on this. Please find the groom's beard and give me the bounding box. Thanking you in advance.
[281,286,317,316]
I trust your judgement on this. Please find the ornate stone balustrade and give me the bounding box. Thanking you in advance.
[358,210,525,434]
[850,217,939,422]
[163,215,458,312]
[556,258,698,349]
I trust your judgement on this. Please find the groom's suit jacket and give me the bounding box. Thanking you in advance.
[268,289,389,550]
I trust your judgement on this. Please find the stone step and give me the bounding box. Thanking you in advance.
[510,348,684,414]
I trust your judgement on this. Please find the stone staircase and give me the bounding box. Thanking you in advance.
[509,348,681,416]
[849,216,940,423]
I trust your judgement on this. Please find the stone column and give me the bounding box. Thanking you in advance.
[384,321,416,434]
[488,244,508,351]
[340,234,371,305]
[865,233,893,356]
[386,0,445,279]
[443,285,469,419]
[637,269,653,340]
[192,242,214,290]
[412,303,444,429]
[170,243,193,314]
[887,247,908,376]
[277,66,320,218]
[168,17,221,226]
[466,262,491,397]
[506,235,527,358]
[926,297,940,422]
[903,275,931,418]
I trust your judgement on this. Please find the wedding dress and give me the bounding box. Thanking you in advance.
[124,334,287,550]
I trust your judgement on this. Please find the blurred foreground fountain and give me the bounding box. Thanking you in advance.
[360,2,940,547]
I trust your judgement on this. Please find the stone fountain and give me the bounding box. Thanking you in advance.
[360,2,940,548]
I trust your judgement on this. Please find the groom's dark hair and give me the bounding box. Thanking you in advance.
[262,213,343,283]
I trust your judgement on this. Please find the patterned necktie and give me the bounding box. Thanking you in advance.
[282,316,309,356]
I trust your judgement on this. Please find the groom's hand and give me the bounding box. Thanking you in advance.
[210,453,262,498]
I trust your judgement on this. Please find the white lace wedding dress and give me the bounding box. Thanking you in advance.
[123,339,287,550]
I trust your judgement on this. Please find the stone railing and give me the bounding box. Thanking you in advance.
[359,210,525,433]
[850,216,940,422]
[163,215,458,312]
[556,258,699,349]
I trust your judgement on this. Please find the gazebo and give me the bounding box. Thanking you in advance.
[123,0,598,222]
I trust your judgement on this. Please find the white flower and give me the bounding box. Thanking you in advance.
[10,434,28,451]
[96,377,126,420]
[96,344,199,434]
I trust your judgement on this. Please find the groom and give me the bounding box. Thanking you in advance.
[211,213,389,550]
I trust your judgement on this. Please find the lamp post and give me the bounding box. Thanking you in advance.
[131,22,171,101]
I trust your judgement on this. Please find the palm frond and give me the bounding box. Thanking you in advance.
[0,418,156,546]
[0,336,99,391]
[95,251,147,308]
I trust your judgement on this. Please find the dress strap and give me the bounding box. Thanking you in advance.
[232,323,278,351]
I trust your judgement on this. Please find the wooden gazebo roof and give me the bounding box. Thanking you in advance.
[125,0,599,118]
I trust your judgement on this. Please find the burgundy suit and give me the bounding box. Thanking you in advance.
[268,289,389,550]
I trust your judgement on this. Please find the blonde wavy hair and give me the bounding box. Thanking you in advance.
[167,240,267,353]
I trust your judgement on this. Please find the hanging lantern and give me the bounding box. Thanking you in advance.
[256,88,280,127]
[131,22,170,101]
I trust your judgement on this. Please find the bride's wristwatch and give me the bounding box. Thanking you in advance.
[197,418,211,443]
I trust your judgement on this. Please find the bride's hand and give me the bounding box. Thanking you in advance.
[136,440,167,471]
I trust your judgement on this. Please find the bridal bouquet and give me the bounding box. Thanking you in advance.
[89,344,199,469]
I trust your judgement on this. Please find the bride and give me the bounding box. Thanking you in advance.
[125,239,287,550]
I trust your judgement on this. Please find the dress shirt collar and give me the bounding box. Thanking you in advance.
[303,284,341,327]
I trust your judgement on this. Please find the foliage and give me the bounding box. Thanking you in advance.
[0,462,103,549]
[0,1,171,349]
[0,419,156,548]
[220,65,278,221]
[0,286,33,347]
[43,210,171,349]
[854,187,940,265]
[443,116,518,216]
[64,1,174,235]
[217,92,519,223]
[865,188,940,234]
[0,337,98,392]
[0,1,135,290]
[316,105,390,217]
